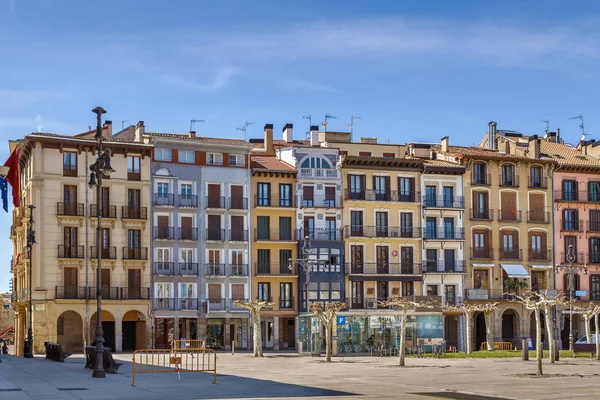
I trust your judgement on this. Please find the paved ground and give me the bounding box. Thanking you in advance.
[1,350,599,400]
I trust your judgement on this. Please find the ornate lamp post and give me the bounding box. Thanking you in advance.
[555,244,587,356]
[87,106,115,378]
[288,236,329,313]
[24,204,36,358]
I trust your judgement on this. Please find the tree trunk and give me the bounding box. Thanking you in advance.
[399,307,407,366]
[252,309,263,357]
[325,322,332,362]
[535,308,543,377]
[484,311,494,351]
[584,314,592,344]
[543,305,555,364]
[466,312,473,354]
[595,313,599,361]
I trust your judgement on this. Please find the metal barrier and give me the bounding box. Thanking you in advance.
[480,342,513,351]
[171,339,206,350]
[132,348,217,386]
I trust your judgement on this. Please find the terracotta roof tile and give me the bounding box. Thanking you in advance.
[272,139,310,148]
[423,159,464,168]
[250,156,296,172]
[27,132,148,144]
[147,132,250,146]
[436,145,554,162]
[538,140,600,167]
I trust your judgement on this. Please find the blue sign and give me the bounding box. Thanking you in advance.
[337,316,346,325]
[337,328,341,333]
[300,326,305,333]
[576,290,587,297]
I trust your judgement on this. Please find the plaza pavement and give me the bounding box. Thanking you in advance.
[1,350,599,400]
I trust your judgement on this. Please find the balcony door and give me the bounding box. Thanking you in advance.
[373,176,390,201]
[157,248,170,273]
[473,191,489,219]
[529,193,544,222]
[426,217,437,239]
[207,215,221,240]
[425,186,436,207]
[401,246,413,274]
[444,249,456,272]
[444,218,454,239]
[350,211,363,236]
[351,281,364,308]
[473,269,489,289]
[376,246,389,274]
[158,215,169,239]
[377,281,389,301]
[562,180,578,201]
[529,232,546,260]
[325,186,336,207]
[443,186,454,208]
[208,184,221,208]
[279,217,292,241]
[181,216,193,240]
[303,185,314,207]
[564,236,577,263]
[64,267,78,299]
[231,215,244,241]
[128,269,141,299]
[256,250,270,274]
[348,174,365,200]
[502,164,515,186]
[398,177,415,202]
[257,183,270,206]
[303,217,314,239]
[101,228,110,258]
[101,187,110,217]
[351,245,363,273]
[400,213,413,238]
[63,226,78,257]
[230,185,244,209]
[279,184,292,207]
[325,217,336,240]
[376,212,388,237]
[501,191,517,220]
[473,230,490,258]
[101,268,111,299]
[128,229,141,259]
[208,284,222,304]
[426,249,437,272]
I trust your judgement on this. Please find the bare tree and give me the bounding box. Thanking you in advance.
[0,306,13,334]
[444,302,497,354]
[381,297,434,366]
[309,301,346,362]
[233,299,274,357]
[512,292,565,377]
[574,302,600,360]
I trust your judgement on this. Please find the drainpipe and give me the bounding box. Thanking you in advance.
[550,162,560,346]
[246,150,252,350]
[84,147,90,348]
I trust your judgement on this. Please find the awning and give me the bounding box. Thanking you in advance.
[531,265,553,269]
[472,263,494,267]
[501,264,530,278]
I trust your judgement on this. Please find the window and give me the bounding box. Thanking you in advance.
[228,154,245,166]
[359,152,371,157]
[207,153,223,165]
[257,183,270,206]
[425,186,436,207]
[177,150,194,163]
[331,282,341,300]
[473,269,489,289]
[157,182,169,196]
[473,162,487,184]
[426,217,437,239]
[348,174,365,200]
[301,157,331,169]
[383,152,395,158]
[590,238,600,264]
[257,282,271,301]
[155,148,172,162]
[157,248,170,262]
[530,166,543,187]
[398,177,415,202]
[257,216,270,240]
[257,249,270,273]
[179,282,195,299]
[501,164,515,186]
[63,152,77,176]
[181,249,193,263]
[563,209,578,230]
[562,180,578,201]
[279,184,292,207]
[427,285,438,296]
[591,275,600,301]
[279,250,292,273]
[280,283,292,308]
[445,285,456,305]
[127,156,140,180]
[181,183,192,197]
[589,181,600,202]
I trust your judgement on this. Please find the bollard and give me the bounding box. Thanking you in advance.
[554,340,560,361]
[231,341,235,355]
[522,340,529,361]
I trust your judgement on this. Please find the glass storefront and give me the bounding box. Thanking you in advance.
[206,319,224,349]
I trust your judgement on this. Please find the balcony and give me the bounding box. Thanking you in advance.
[154,298,175,311]
[588,254,600,265]
[422,228,465,241]
[178,227,198,241]
[206,228,225,241]
[297,228,342,241]
[559,252,585,264]
[254,228,297,241]
[255,263,295,276]
[465,289,529,301]
[178,194,198,208]
[498,209,522,222]
[229,299,249,311]
[422,195,465,209]
[470,208,493,220]
[528,175,547,189]
[499,248,523,261]
[422,260,466,273]
[178,298,199,311]
[205,196,225,209]
[90,204,117,218]
[153,226,175,240]
[347,262,420,275]
[122,247,148,260]
[228,197,248,210]
[299,168,339,179]
[179,263,199,276]
[560,219,582,232]
[55,286,89,300]
[153,193,175,207]
[122,206,147,220]
[228,264,249,277]
[528,250,552,261]
[57,202,84,217]
[297,195,342,208]
[345,189,420,203]
[527,211,550,224]
[471,174,491,186]
[206,298,227,311]
[555,190,583,202]
[499,174,519,187]
[344,225,421,239]
[89,286,120,300]
[154,262,175,275]
[90,246,117,260]
[254,194,295,208]
[229,229,249,242]
[205,264,226,276]
[58,245,84,259]
[119,287,150,300]
[470,247,494,259]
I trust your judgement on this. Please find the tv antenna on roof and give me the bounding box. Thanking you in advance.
[236,121,254,140]
[122,120,129,130]
[569,114,589,141]
[322,113,336,132]
[346,114,362,142]
[303,115,312,140]
[541,119,550,136]
[190,119,205,132]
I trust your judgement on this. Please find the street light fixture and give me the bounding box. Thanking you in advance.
[555,244,588,357]
[24,204,36,358]
[288,236,327,313]
[87,106,113,378]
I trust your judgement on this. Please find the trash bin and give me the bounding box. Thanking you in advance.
[297,341,303,354]
[332,339,338,356]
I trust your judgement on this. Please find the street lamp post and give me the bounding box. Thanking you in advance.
[24,205,36,358]
[555,244,587,357]
[87,106,115,378]
[289,236,320,313]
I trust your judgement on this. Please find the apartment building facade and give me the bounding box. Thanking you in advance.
[10,124,153,355]
[147,129,253,350]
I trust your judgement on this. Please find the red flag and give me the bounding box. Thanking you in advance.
[4,147,20,207]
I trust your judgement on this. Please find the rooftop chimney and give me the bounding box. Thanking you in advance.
[528,135,540,159]
[103,120,113,139]
[135,121,145,142]
[545,131,557,143]
[189,131,196,138]
[488,121,497,150]
[441,136,449,153]
[282,123,293,143]
[264,124,274,155]
[310,125,319,146]
[557,128,561,144]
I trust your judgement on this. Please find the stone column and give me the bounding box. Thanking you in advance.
[115,316,123,352]
[273,316,280,350]
[174,317,180,342]
[224,318,231,350]
[197,317,207,341]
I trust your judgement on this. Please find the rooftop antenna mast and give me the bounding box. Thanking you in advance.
[121,120,129,130]
[303,115,312,140]
[569,114,588,141]
[236,121,254,140]
[322,113,336,132]
[190,118,205,132]
[346,114,362,142]
[541,119,550,136]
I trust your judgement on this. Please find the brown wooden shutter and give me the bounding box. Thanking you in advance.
[472,192,479,212]
[541,232,547,252]
[231,284,244,300]
[231,215,243,230]
[303,185,314,200]
[64,268,77,286]
[208,284,221,300]
[360,175,365,191]
[208,184,220,197]
[128,269,141,290]
[208,215,220,229]
[181,216,192,228]
[325,186,335,200]
[101,269,111,288]
[102,187,110,212]
[231,185,243,199]
[158,215,168,228]
[501,192,516,220]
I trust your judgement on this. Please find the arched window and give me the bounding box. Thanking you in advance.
[473,162,488,185]
[301,157,331,169]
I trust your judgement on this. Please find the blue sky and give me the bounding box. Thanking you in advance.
[2,0,600,291]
